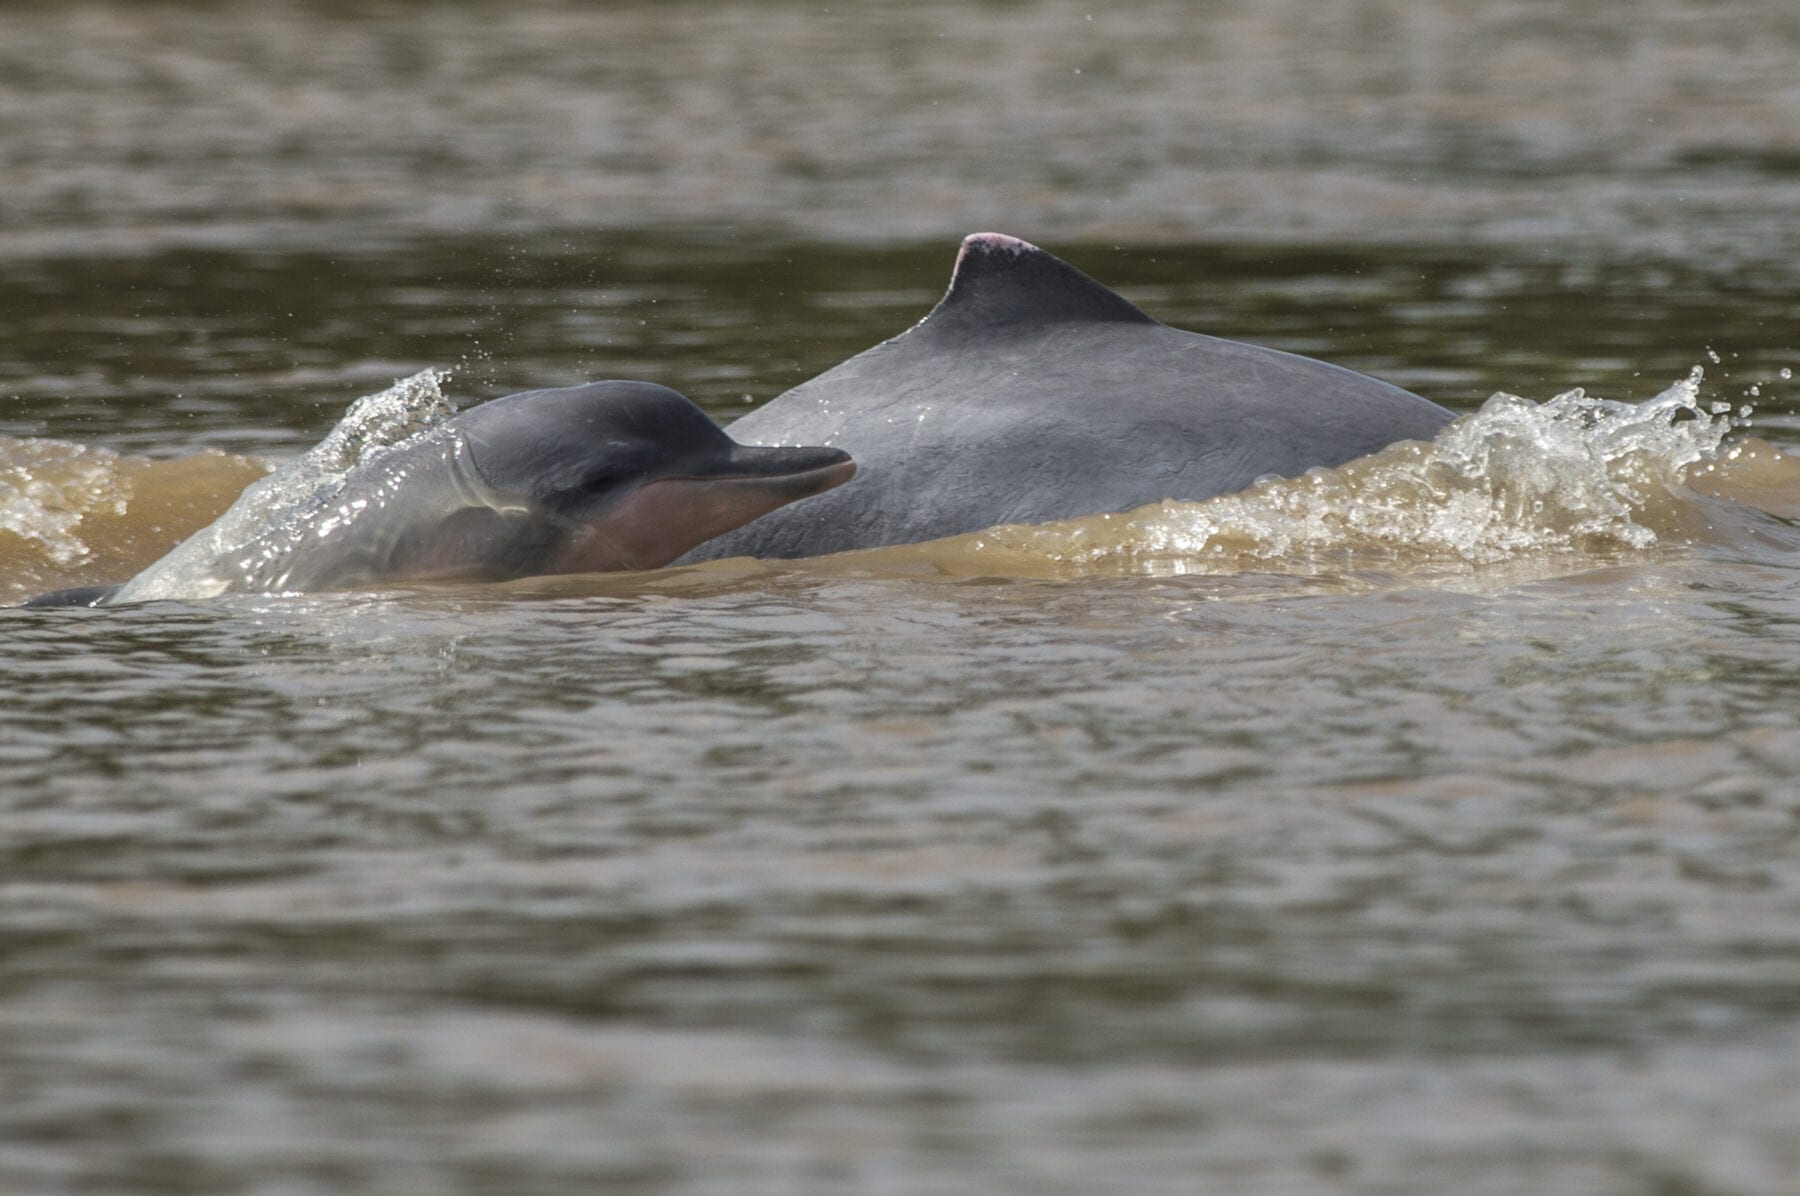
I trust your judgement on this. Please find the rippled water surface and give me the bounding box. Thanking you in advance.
[5,3,1800,1194]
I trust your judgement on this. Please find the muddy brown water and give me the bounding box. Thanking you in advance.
[4,4,1800,1194]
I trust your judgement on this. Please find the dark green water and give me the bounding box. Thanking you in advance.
[4,4,1800,1194]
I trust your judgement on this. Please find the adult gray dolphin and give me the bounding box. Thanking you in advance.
[26,381,854,606]
[681,233,1455,561]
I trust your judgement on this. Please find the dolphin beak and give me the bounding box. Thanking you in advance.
[709,442,857,500]
[556,445,855,573]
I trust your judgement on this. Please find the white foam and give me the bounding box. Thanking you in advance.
[0,439,126,566]
[972,368,1738,575]
[111,370,456,603]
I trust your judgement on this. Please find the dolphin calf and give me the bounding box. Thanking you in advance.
[26,381,853,606]
[682,233,1456,561]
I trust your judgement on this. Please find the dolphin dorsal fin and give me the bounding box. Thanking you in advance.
[914,233,1156,338]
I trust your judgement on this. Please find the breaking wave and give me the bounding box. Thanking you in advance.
[0,438,132,567]
[110,370,457,603]
[898,368,1785,579]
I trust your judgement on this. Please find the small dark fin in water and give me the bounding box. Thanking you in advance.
[915,232,1157,338]
[21,583,121,609]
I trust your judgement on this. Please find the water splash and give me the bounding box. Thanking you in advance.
[0,439,129,565]
[13,366,1784,603]
[112,370,456,603]
[920,369,1744,577]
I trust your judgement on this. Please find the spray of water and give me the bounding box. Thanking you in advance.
[7,366,1783,602]
[112,370,456,602]
[935,368,1741,576]
[0,439,128,566]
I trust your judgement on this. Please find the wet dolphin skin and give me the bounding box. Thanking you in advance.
[27,381,854,605]
[683,233,1455,561]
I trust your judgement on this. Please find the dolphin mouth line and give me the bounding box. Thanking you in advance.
[554,454,856,575]
[676,453,857,495]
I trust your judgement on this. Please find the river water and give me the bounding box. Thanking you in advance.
[5,3,1800,1194]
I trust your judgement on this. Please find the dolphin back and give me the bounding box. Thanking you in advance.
[686,234,1454,560]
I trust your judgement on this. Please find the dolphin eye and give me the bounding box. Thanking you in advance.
[581,470,622,494]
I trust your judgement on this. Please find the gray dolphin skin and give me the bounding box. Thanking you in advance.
[681,233,1456,562]
[26,381,854,606]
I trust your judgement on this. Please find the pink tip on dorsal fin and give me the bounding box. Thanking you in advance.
[955,232,1039,271]
[921,232,1156,335]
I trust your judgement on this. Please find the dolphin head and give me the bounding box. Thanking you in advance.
[457,381,855,573]
[20,380,853,607]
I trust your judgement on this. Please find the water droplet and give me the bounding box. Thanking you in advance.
[1706,348,1721,364]
[1781,367,1793,380]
